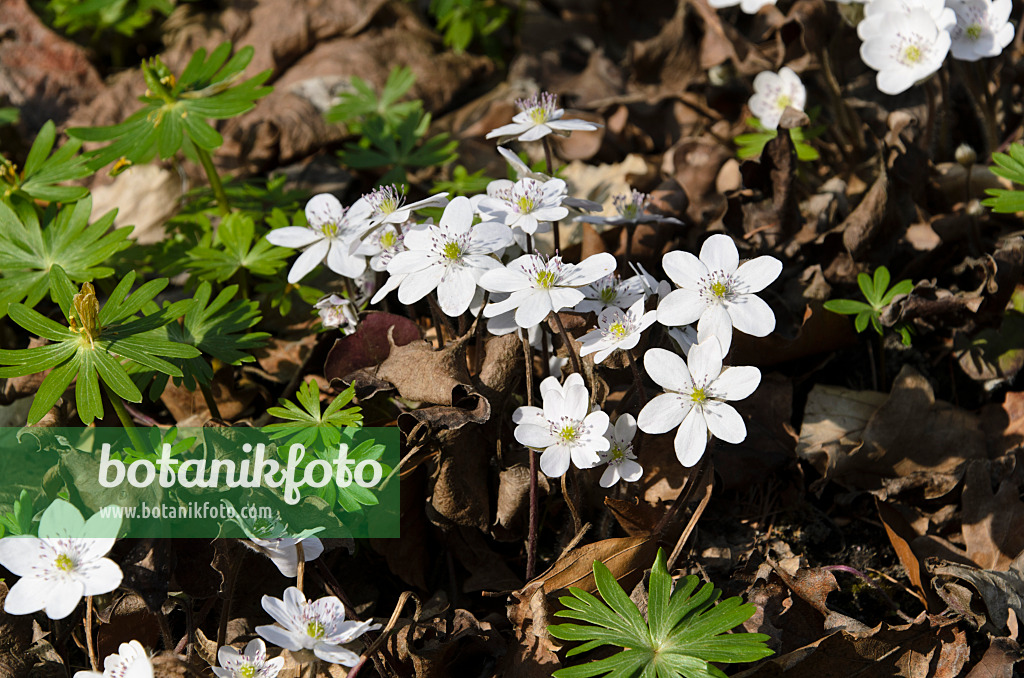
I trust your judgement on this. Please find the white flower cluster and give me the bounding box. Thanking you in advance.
[857,0,1013,94]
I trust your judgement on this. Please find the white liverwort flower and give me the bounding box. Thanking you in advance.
[495,146,602,213]
[858,0,956,39]
[360,185,448,231]
[214,639,284,678]
[476,177,570,237]
[707,0,777,15]
[266,193,371,283]
[356,221,410,273]
[637,342,761,467]
[486,92,601,144]
[251,537,325,578]
[947,0,1014,60]
[0,499,122,620]
[579,298,657,364]
[512,373,609,477]
[598,414,643,488]
[859,9,952,94]
[74,641,153,678]
[479,252,616,329]
[257,587,380,666]
[575,272,648,314]
[384,197,512,317]
[657,234,781,355]
[314,295,359,334]
[575,190,683,228]
[748,67,807,131]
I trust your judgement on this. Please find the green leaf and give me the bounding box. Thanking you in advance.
[1,120,92,206]
[871,267,890,305]
[857,271,879,306]
[879,279,914,306]
[854,311,870,334]
[822,299,873,315]
[550,548,772,678]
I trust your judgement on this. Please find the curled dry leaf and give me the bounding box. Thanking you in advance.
[386,607,505,678]
[324,311,421,380]
[929,554,1024,635]
[960,459,1024,571]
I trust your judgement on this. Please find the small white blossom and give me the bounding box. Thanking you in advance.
[947,0,1014,60]
[314,295,359,334]
[858,0,956,39]
[266,194,371,283]
[480,253,616,329]
[0,499,122,620]
[476,177,570,237]
[748,67,807,131]
[257,587,380,666]
[73,641,153,678]
[859,9,952,94]
[214,639,284,678]
[486,92,601,144]
[251,537,325,578]
[575,190,684,228]
[495,146,602,212]
[384,197,512,317]
[657,234,781,355]
[356,221,411,272]
[598,415,643,488]
[708,0,777,14]
[512,373,609,477]
[579,299,656,364]
[637,341,760,467]
[575,272,647,315]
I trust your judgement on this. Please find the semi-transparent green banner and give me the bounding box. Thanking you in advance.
[0,426,400,539]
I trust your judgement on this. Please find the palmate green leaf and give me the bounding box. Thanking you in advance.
[984,143,1024,213]
[186,212,290,282]
[549,549,772,678]
[0,196,132,318]
[267,380,363,451]
[1,121,92,206]
[0,267,199,424]
[68,42,273,170]
[339,111,458,186]
[324,66,422,134]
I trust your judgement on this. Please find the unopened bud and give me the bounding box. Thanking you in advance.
[955,143,977,168]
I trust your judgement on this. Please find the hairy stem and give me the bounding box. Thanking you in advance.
[103,383,146,453]
[551,311,582,376]
[194,145,231,216]
[216,549,243,653]
[522,331,539,580]
[543,137,561,254]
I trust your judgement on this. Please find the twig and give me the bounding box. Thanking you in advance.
[296,541,306,594]
[562,471,582,535]
[625,350,647,407]
[523,331,540,581]
[551,311,582,376]
[348,591,422,678]
[216,548,244,653]
[667,459,714,570]
[86,596,98,671]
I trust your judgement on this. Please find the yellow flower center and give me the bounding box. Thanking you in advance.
[903,45,922,64]
[559,425,577,441]
[54,554,74,572]
[381,230,397,248]
[535,270,556,288]
[776,94,791,110]
[966,23,983,40]
[609,322,629,338]
[690,387,708,405]
[709,281,729,298]
[306,620,326,639]
[239,665,256,678]
[599,287,617,303]
[320,222,339,238]
[442,241,463,260]
[516,196,537,213]
[609,445,625,462]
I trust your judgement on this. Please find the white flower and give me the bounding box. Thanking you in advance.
[361,185,448,230]
[575,272,648,315]
[598,415,643,488]
[74,640,153,678]
[748,68,807,131]
[859,9,952,94]
[495,146,602,213]
[266,194,371,283]
[476,177,570,237]
[858,0,956,39]
[384,197,512,317]
[479,253,616,329]
[0,499,122,620]
[667,325,699,356]
[637,342,760,467]
[575,190,684,228]
[656,234,781,355]
[314,295,359,333]
[947,0,1014,60]
[214,639,284,678]
[257,587,380,666]
[486,92,601,144]
[251,537,325,578]
[512,373,609,477]
[579,299,657,364]
[356,221,410,273]
[707,0,777,15]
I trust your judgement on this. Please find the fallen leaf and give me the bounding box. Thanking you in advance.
[964,637,1022,678]
[961,460,1024,571]
[929,553,1024,635]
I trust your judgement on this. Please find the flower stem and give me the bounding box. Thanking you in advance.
[103,383,146,453]
[194,145,231,216]
[200,383,223,421]
[296,541,306,594]
[216,548,243,653]
[522,331,539,581]
[551,311,582,375]
[86,596,98,671]
[561,471,582,535]
[542,137,561,254]
[626,349,647,407]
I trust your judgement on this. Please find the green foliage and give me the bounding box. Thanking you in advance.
[1,120,92,206]
[983,142,1024,214]
[0,269,199,424]
[0,108,18,126]
[0,196,132,318]
[339,111,459,187]
[186,212,291,283]
[428,0,510,54]
[734,114,825,162]
[266,380,363,451]
[823,266,914,345]
[549,548,772,678]
[325,67,422,136]
[0,490,36,537]
[432,164,495,197]
[68,43,272,170]
[37,0,173,39]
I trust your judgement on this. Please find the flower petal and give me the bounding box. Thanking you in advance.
[700,234,739,274]
[314,645,361,667]
[266,227,322,249]
[287,240,329,283]
[704,401,747,443]
[437,268,478,317]
[256,624,303,652]
[514,292,554,328]
[43,578,85,619]
[674,409,708,467]
[725,294,776,337]
[686,338,723,387]
[643,348,693,392]
[539,445,572,477]
[0,537,43,576]
[713,366,761,401]
[637,392,689,434]
[662,251,707,290]
[3,575,47,615]
[397,266,445,305]
[439,196,474,233]
[657,289,705,327]
[696,303,734,356]
[734,256,782,294]
[80,558,123,595]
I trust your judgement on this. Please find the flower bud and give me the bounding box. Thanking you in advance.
[955,143,977,168]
